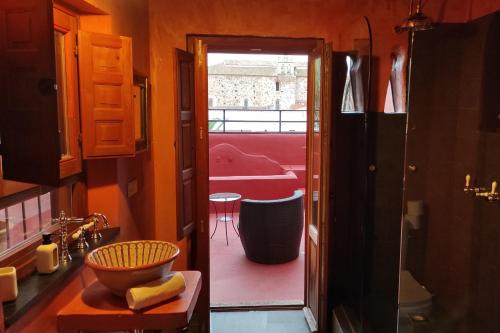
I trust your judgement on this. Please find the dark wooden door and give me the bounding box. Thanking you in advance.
[0,0,60,185]
[192,38,210,333]
[175,49,196,243]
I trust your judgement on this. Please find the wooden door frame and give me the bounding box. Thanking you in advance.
[188,34,327,329]
[304,43,333,333]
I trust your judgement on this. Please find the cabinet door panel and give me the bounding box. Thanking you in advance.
[0,0,60,185]
[78,31,134,158]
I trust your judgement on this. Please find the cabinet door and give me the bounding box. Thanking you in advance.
[0,0,60,185]
[54,6,82,179]
[78,31,134,158]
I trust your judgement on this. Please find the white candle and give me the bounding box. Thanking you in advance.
[0,266,18,302]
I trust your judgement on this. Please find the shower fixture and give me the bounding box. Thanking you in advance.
[464,175,500,204]
[395,0,434,33]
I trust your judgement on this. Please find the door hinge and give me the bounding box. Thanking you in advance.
[199,127,204,140]
[74,35,79,58]
[200,219,205,233]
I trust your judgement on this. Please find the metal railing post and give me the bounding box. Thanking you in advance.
[279,109,282,133]
[223,109,226,133]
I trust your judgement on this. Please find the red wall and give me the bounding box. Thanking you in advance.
[209,133,306,167]
[208,134,306,210]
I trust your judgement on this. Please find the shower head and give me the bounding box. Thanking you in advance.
[395,0,434,33]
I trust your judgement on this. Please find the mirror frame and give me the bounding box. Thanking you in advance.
[133,72,150,152]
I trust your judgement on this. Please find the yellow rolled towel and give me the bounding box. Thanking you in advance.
[126,272,186,310]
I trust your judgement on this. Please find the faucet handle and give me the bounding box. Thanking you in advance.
[95,213,109,228]
[487,181,499,203]
[490,181,497,194]
[464,174,472,193]
[465,174,471,188]
[89,215,103,241]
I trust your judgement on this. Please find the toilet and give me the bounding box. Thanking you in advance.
[399,270,433,319]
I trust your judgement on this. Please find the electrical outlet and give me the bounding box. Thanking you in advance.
[127,178,138,198]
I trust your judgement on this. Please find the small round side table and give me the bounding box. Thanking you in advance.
[209,192,241,246]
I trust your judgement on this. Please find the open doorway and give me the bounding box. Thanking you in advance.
[177,36,328,331]
[208,53,308,307]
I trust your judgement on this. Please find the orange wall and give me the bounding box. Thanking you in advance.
[82,0,500,272]
[147,0,408,270]
[78,0,500,270]
[79,0,153,244]
[7,1,500,332]
[146,0,500,274]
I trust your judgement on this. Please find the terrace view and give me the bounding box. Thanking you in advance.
[208,53,308,306]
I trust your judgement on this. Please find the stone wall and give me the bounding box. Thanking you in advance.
[208,57,307,110]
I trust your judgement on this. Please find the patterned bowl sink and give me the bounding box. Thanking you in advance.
[85,240,180,296]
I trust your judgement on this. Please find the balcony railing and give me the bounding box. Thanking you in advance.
[209,109,307,133]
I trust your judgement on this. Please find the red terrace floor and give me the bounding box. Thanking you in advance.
[209,213,305,307]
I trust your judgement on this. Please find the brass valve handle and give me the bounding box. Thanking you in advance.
[490,181,498,195]
[465,174,471,188]
[487,181,499,203]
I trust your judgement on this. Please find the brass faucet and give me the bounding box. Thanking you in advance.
[86,213,109,240]
[56,211,72,264]
[464,174,487,195]
[54,212,110,260]
[476,181,499,203]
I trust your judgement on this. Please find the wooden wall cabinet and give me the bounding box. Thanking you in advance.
[78,31,134,158]
[0,0,136,186]
[0,0,61,186]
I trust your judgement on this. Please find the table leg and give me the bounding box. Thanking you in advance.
[210,201,219,239]
[224,199,228,246]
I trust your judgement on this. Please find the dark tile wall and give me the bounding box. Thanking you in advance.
[364,113,407,333]
[403,12,500,332]
[328,50,408,333]
[328,53,367,331]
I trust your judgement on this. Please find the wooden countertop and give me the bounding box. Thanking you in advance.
[2,227,120,328]
[57,270,202,332]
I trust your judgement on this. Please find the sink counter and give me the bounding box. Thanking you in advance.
[2,227,120,329]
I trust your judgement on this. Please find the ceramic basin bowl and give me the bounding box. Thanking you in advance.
[85,240,180,296]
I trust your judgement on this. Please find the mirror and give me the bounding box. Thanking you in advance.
[383,46,407,113]
[54,30,71,158]
[327,16,374,331]
[133,73,149,152]
[400,10,500,332]
[339,16,372,113]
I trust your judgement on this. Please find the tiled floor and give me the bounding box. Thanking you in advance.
[209,213,305,306]
[211,310,309,333]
